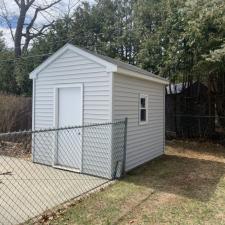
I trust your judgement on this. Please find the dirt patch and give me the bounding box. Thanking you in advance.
[166,140,225,163]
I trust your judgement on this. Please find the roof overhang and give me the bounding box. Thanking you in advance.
[117,68,169,85]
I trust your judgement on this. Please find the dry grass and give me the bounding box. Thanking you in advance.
[32,140,225,225]
[0,141,31,160]
[0,94,31,132]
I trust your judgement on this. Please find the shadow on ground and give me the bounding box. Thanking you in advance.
[126,152,225,202]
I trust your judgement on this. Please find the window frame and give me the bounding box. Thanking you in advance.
[139,93,149,125]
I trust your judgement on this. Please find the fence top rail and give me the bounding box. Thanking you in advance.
[167,114,225,119]
[0,119,126,137]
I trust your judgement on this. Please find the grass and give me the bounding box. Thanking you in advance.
[36,140,225,225]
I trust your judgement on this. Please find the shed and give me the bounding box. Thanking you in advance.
[29,43,168,178]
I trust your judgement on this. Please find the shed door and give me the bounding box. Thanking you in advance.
[56,86,83,170]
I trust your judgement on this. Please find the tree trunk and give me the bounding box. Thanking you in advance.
[14,7,26,58]
[208,74,216,136]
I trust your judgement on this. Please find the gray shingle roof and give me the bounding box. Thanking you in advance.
[75,45,167,82]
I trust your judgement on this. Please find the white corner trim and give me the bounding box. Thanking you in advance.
[32,79,36,130]
[163,87,166,153]
[117,68,169,85]
[109,71,114,176]
[29,43,117,79]
[31,78,36,162]
[109,72,114,122]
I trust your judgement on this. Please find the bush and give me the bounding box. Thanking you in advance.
[0,94,32,132]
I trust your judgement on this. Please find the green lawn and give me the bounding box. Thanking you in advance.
[35,140,225,225]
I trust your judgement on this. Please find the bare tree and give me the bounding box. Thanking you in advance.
[0,0,62,57]
[65,0,81,17]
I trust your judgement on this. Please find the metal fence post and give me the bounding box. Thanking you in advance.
[122,117,128,176]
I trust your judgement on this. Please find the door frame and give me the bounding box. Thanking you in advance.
[52,83,84,172]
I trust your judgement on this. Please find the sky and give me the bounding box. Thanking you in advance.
[0,0,94,48]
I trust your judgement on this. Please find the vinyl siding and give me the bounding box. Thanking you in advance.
[112,73,165,171]
[33,49,112,178]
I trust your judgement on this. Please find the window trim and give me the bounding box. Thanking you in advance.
[139,94,148,125]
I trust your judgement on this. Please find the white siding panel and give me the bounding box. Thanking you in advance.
[33,49,112,178]
[112,73,165,171]
[34,49,111,128]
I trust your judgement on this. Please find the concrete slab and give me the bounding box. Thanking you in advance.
[0,156,107,225]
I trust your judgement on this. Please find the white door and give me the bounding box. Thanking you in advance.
[56,86,83,170]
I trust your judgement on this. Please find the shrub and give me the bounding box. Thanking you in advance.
[0,94,32,132]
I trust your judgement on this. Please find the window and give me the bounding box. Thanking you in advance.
[139,94,148,125]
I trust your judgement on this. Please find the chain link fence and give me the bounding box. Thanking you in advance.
[0,119,127,225]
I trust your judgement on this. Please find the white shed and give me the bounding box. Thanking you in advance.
[29,43,168,178]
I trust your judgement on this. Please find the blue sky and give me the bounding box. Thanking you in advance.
[0,0,94,47]
[0,16,18,29]
[0,15,32,29]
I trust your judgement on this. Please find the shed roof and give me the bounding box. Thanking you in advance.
[78,46,168,83]
[30,43,169,85]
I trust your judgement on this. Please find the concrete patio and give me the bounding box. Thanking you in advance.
[0,156,107,225]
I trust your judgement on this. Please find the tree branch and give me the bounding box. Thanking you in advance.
[22,21,54,38]
[0,0,15,41]
[25,6,39,33]
[31,21,55,39]
[38,0,62,11]
[0,0,61,57]
[25,0,62,36]
[19,0,61,55]
[29,0,62,12]
[22,21,54,54]
[26,0,36,9]
[14,0,21,7]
